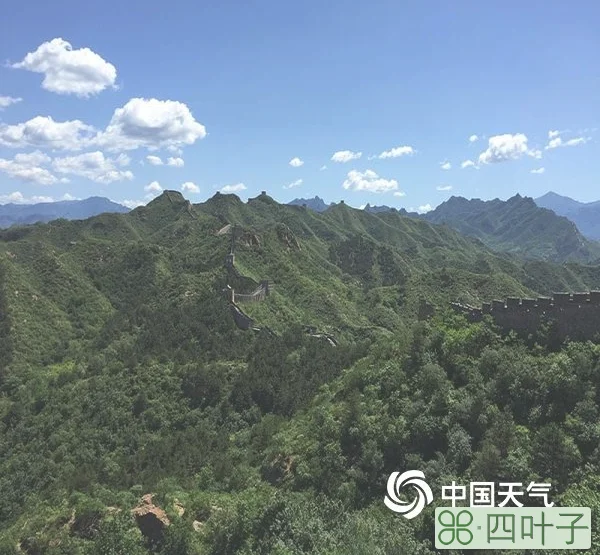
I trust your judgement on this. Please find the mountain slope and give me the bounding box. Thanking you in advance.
[0,197,130,229]
[2,191,600,552]
[536,191,600,241]
[422,194,600,263]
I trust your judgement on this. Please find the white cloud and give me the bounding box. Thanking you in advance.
[530,167,545,174]
[11,38,117,97]
[146,155,163,166]
[342,169,399,193]
[378,145,414,159]
[13,151,52,165]
[167,156,184,167]
[0,150,59,185]
[440,161,451,170]
[144,181,163,193]
[289,157,304,167]
[52,151,134,183]
[393,191,406,197]
[0,116,95,150]
[469,134,479,143]
[96,97,206,151]
[62,193,78,201]
[548,130,560,139]
[121,199,146,209]
[437,185,453,191]
[417,204,433,214]
[461,159,478,169]
[0,191,57,204]
[0,96,22,109]
[116,153,130,166]
[0,192,25,203]
[528,148,543,159]
[546,136,588,149]
[565,137,588,147]
[220,183,247,193]
[478,133,538,164]
[181,181,200,193]
[331,150,362,163]
[283,179,303,189]
[319,165,327,171]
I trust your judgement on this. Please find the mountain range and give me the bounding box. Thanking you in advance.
[0,196,129,228]
[535,191,600,241]
[288,193,600,264]
[421,194,600,263]
[2,190,600,551]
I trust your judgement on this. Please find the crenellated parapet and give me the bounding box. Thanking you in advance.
[451,291,600,341]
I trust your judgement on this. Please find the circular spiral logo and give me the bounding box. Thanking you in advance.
[384,470,433,519]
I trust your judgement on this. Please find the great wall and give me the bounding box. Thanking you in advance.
[216,208,600,345]
[219,221,337,346]
[449,291,600,342]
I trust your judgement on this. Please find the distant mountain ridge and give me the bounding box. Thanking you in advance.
[0,197,130,228]
[420,194,600,263]
[288,196,330,212]
[535,191,600,241]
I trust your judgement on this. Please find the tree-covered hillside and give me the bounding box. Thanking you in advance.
[422,194,600,263]
[1,190,600,553]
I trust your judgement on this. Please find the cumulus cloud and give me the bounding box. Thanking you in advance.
[548,130,560,139]
[331,150,362,163]
[478,133,540,164]
[11,38,117,97]
[146,155,163,165]
[440,161,451,170]
[220,183,247,193]
[417,204,433,214]
[393,191,406,197]
[378,145,414,159]
[0,192,57,204]
[283,179,303,189]
[144,181,163,194]
[531,167,545,174]
[546,136,588,150]
[461,159,478,169]
[52,151,133,183]
[181,181,200,193]
[96,98,206,151]
[0,116,96,150]
[342,169,399,193]
[0,97,205,154]
[0,96,22,109]
[437,185,453,191]
[0,151,59,185]
[121,199,146,209]
[289,157,304,167]
[529,148,543,159]
[167,156,184,167]
[469,135,479,143]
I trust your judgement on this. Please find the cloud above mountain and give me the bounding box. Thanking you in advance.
[11,38,117,97]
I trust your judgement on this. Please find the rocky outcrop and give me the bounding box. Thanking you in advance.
[276,223,300,250]
[131,494,170,542]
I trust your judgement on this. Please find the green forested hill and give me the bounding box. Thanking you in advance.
[1,191,600,554]
[423,194,600,263]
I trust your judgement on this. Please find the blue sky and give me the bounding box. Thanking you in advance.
[0,1,598,211]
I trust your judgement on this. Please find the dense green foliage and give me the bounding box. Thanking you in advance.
[1,190,600,553]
